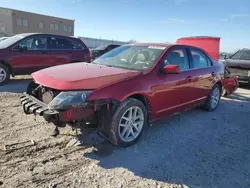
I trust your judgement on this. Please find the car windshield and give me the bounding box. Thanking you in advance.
[231,50,250,60]
[0,34,27,49]
[92,45,166,71]
[95,44,107,50]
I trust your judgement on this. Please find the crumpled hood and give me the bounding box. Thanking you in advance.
[32,62,141,90]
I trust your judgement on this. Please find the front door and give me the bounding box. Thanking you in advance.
[151,47,197,118]
[11,36,50,74]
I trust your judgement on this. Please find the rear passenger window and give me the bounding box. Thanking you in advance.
[190,49,211,69]
[71,41,84,50]
[48,37,83,50]
[164,48,189,71]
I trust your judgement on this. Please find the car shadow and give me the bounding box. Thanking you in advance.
[83,93,250,188]
[225,92,250,102]
[0,78,31,93]
[239,83,250,90]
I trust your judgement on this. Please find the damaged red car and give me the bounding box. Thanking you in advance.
[20,43,235,147]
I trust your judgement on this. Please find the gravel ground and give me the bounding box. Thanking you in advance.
[0,82,250,188]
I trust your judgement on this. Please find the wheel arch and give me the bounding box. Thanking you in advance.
[126,93,151,123]
[0,60,14,76]
[214,80,223,91]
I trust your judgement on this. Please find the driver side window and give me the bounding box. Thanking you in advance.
[16,37,48,50]
[18,38,34,50]
[163,48,189,71]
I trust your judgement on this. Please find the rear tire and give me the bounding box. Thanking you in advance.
[0,63,10,86]
[202,84,222,111]
[104,98,147,147]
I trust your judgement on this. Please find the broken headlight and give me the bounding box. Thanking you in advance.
[48,91,93,110]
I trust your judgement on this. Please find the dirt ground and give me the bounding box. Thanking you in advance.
[0,79,250,188]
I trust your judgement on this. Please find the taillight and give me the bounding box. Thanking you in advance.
[87,51,92,63]
[88,51,92,58]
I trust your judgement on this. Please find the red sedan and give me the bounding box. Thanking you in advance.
[21,43,228,147]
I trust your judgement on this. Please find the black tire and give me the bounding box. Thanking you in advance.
[104,98,147,147]
[202,84,222,111]
[0,63,10,86]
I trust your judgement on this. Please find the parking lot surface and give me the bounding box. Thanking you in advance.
[0,80,250,188]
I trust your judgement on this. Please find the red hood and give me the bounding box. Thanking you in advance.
[32,63,141,90]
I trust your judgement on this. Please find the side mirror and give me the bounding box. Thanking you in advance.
[162,64,180,74]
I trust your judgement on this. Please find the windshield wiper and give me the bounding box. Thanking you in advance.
[104,64,112,67]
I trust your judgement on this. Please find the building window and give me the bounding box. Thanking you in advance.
[50,23,59,31]
[17,18,22,26]
[17,18,28,27]
[39,21,44,29]
[68,26,72,33]
[23,19,28,27]
[0,22,6,32]
[55,24,58,31]
[63,25,68,32]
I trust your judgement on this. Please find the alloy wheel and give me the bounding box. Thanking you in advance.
[118,106,144,143]
[210,87,220,109]
[0,67,7,83]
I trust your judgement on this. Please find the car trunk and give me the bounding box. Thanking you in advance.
[176,36,220,61]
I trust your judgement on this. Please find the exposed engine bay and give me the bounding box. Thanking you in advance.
[21,80,118,137]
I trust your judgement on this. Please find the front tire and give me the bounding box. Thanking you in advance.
[105,98,147,147]
[0,64,10,86]
[202,84,222,111]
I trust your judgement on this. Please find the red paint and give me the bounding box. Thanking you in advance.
[162,64,180,74]
[0,33,91,76]
[31,43,227,121]
[31,62,141,90]
[176,36,220,61]
[62,106,94,121]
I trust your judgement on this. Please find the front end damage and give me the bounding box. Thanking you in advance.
[20,80,118,136]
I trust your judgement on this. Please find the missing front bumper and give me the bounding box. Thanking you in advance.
[20,94,59,116]
[20,94,112,124]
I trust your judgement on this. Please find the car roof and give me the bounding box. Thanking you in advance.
[241,48,250,51]
[127,43,174,47]
[126,42,204,50]
[15,33,78,39]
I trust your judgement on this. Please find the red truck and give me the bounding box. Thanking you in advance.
[20,37,238,147]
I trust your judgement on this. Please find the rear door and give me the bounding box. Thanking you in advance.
[47,36,71,66]
[47,37,88,65]
[187,47,215,100]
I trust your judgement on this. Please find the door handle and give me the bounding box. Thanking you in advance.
[41,51,48,54]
